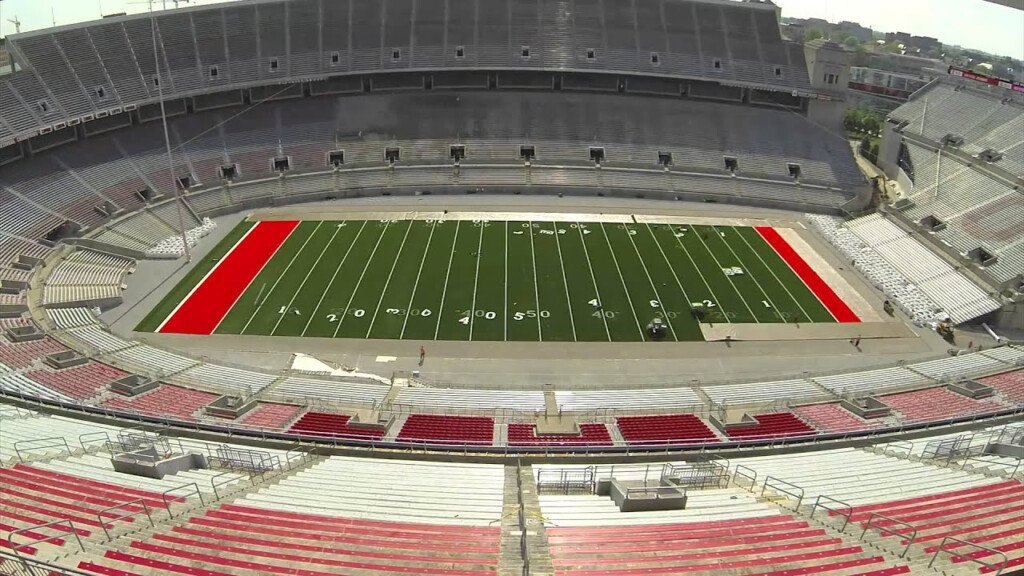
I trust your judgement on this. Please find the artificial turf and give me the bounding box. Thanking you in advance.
[141,218,842,342]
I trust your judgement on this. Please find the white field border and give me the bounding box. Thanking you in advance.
[774,228,882,322]
[155,221,261,333]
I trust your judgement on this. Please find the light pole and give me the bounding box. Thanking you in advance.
[149,0,192,262]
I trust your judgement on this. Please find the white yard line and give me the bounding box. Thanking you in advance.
[468,223,485,341]
[644,223,693,306]
[552,222,578,342]
[691,227,759,323]
[576,222,611,341]
[730,226,817,322]
[711,225,789,323]
[623,224,678,341]
[399,221,438,339]
[300,221,368,336]
[332,221,392,338]
[269,224,343,336]
[239,221,323,335]
[527,222,544,341]
[156,221,260,333]
[433,220,462,340]
[365,221,415,338]
[665,225,734,324]
[598,223,646,340]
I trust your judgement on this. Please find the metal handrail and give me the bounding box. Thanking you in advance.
[810,494,855,532]
[928,536,1008,575]
[13,436,72,462]
[96,499,153,541]
[210,471,239,501]
[161,482,203,518]
[860,513,917,557]
[962,454,1022,478]
[761,476,804,510]
[77,431,110,452]
[7,520,85,559]
[733,464,757,491]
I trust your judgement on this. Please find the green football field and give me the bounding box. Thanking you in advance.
[139,218,841,341]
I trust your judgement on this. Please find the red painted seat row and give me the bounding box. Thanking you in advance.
[615,414,719,444]
[397,414,494,445]
[238,402,302,430]
[726,412,817,439]
[286,411,385,438]
[25,361,128,400]
[549,514,909,575]
[507,423,612,447]
[101,385,218,421]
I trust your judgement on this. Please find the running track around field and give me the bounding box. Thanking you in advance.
[754,227,860,323]
[157,220,300,335]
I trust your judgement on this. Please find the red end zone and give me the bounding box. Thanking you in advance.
[754,227,860,323]
[157,220,299,335]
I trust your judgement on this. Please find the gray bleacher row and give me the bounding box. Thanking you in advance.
[42,312,1024,413]
[2,91,863,246]
[892,81,1024,178]
[900,142,1024,284]
[0,0,814,143]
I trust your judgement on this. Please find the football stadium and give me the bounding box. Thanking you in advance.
[0,0,1022,574]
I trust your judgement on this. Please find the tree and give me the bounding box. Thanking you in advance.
[805,28,824,43]
[851,45,871,67]
[843,36,861,49]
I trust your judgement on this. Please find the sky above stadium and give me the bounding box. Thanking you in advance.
[0,0,1021,60]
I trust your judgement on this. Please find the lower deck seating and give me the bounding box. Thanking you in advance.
[507,423,613,447]
[979,370,1024,405]
[0,337,69,369]
[239,403,303,430]
[615,414,719,445]
[725,412,817,440]
[286,411,385,439]
[100,385,218,421]
[880,387,1006,422]
[547,514,907,575]
[839,480,1024,572]
[397,414,494,445]
[792,403,884,433]
[25,362,127,400]
[75,503,501,576]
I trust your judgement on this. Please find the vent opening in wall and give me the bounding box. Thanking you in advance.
[385,147,400,164]
[209,65,219,79]
[724,156,738,172]
[586,48,596,60]
[152,75,160,87]
[176,175,192,190]
[328,150,345,167]
[521,46,531,59]
[650,52,660,65]
[269,57,280,71]
[392,48,401,61]
[220,164,238,180]
[273,157,290,172]
[589,147,605,165]
[331,52,340,65]
[520,145,535,163]
[774,66,783,77]
[449,144,466,163]
[713,58,722,70]
[455,45,465,59]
